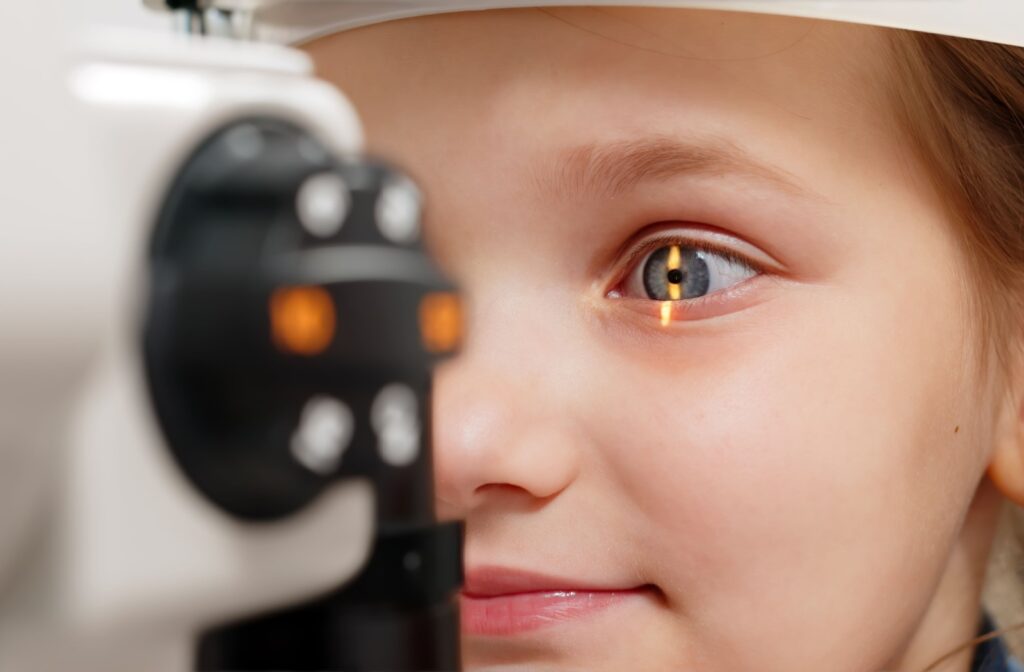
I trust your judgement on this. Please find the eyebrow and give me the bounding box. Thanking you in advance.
[541,134,820,202]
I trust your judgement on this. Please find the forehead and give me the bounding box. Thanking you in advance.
[306,7,899,198]
[307,8,892,120]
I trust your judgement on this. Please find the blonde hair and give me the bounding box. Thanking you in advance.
[886,30,1024,390]
[884,29,1024,670]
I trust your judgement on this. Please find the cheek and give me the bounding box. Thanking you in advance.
[587,252,981,668]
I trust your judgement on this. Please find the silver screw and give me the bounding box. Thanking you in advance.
[290,395,355,475]
[296,172,350,238]
[371,383,421,466]
[375,176,421,244]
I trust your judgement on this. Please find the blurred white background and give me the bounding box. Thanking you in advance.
[69,0,169,31]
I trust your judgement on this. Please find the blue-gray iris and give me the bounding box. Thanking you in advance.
[642,246,711,301]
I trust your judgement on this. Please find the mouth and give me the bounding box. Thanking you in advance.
[459,565,657,637]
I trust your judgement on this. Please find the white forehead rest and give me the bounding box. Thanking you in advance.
[236,0,1024,48]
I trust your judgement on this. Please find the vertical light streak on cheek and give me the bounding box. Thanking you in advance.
[660,301,672,326]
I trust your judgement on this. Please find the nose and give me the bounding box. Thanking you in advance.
[430,300,584,520]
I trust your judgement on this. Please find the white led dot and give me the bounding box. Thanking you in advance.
[375,176,421,244]
[222,123,264,161]
[297,136,329,165]
[371,383,421,466]
[290,395,355,475]
[296,172,350,238]
[403,551,422,572]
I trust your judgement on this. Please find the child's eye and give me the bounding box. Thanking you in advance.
[617,237,761,304]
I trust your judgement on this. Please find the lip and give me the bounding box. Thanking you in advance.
[460,566,652,637]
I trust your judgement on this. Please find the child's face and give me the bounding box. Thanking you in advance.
[308,8,1004,671]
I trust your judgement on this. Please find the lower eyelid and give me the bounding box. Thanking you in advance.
[610,272,769,322]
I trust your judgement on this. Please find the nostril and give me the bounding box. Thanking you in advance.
[473,483,531,497]
[471,483,556,514]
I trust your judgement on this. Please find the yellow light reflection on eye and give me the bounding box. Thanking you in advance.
[660,301,673,326]
[667,244,682,301]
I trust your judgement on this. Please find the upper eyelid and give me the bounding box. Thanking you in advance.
[616,232,767,285]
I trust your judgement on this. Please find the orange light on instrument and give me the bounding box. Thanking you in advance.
[269,285,336,356]
[419,292,462,353]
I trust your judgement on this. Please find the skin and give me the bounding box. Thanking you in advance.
[305,8,1024,671]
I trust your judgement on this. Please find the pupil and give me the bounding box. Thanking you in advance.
[666,269,683,284]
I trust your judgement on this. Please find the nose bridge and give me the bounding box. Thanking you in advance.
[462,270,569,371]
[430,281,584,517]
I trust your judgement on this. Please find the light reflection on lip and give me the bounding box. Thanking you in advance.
[460,565,654,636]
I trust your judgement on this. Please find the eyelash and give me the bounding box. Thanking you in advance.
[612,232,767,302]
